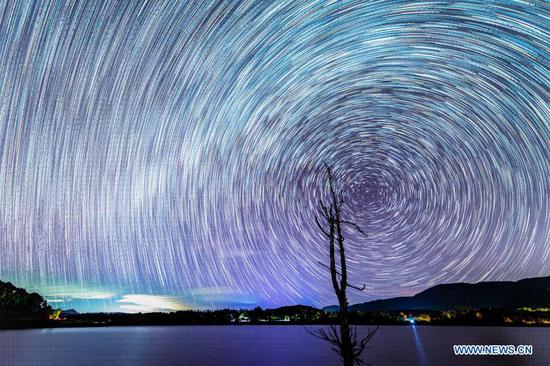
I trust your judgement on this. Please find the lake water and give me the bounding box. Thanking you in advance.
[0,325,548,365]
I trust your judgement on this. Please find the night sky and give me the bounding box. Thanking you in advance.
[0,0,548,313]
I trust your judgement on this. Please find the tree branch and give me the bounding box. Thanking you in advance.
[317,261,342,275]
[347,282,366,291]
[315,216,331,237]
[305,325,342,349]
[340,220,368,237]
[317,261,364,291]
[353,326,379,359]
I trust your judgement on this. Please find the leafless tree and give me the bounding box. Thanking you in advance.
[307,164,378,366]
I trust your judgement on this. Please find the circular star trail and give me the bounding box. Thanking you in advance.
[0,0,548,310]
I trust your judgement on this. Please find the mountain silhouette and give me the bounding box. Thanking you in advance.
[324,276,550,312]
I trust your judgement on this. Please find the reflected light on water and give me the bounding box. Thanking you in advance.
[411,324,429,366]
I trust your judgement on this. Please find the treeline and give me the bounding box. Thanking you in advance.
[347,307,550,326]
[65,305,327,326]
[0,280,52,325]
[59,306,550,327]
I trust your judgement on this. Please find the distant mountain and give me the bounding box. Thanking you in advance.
[324,276,550,312]
[270,305,317,313]
[60,309,80,316]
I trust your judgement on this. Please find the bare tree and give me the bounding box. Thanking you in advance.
[307,164,378,366]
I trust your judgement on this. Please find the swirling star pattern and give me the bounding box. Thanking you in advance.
[0,0,548,311]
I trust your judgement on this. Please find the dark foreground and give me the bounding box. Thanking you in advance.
[1,325,548,366]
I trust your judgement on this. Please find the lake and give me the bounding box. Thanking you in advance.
[0,325,548,365]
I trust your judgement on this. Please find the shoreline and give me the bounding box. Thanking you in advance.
[2,320,549,331]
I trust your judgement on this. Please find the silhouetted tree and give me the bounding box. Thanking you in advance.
[0,280,52,321]
[308,164,378,366]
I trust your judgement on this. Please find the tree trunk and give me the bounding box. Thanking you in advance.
[341,318,354,366]
[339,297,354,366]
[310,164,376,366]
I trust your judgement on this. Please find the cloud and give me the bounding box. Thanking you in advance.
[36,285,115,300]
[117,295,190,313]
[45,291,115,300]
[44,298,69,303]
[73,292,116,300]
[186,287,260,308]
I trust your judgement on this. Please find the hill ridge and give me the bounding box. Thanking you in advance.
[324,275,550,312]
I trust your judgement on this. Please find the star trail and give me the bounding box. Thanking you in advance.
[0,0,548,312]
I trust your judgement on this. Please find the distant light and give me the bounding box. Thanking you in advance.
[409,318,415,324]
